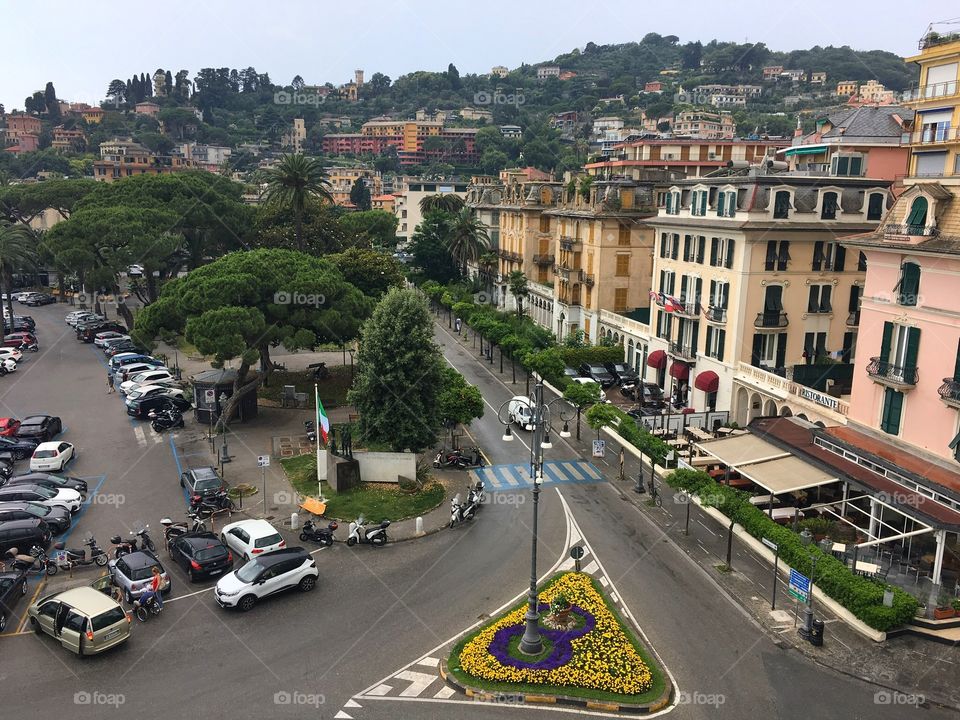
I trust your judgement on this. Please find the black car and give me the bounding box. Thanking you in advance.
[14,415,63,443]
[127,394,191,420]
[0,459,12,479]
[0,568,28,632]
[636,382,666,409]
[0,501,71,534]
[3,319,35,333]
[578,363,616,388]
[78,322,126,343]
[23,293,56,306]
[0,436,39,461]
[606,363,640,385]
[180,467,226,497]
[5,472,87,494]
[106,342,139,357]
[169,532,233,581]
[0,518,51,556]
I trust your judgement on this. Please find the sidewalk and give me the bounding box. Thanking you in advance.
[433,316,960,710]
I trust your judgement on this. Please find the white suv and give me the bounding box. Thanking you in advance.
[214,547,317,611]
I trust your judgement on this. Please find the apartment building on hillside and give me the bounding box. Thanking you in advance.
[393,177,469,243]
[586,138,790,179]
[325,167,383,206]
[93,138,195,182]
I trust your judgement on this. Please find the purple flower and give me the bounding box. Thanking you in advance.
[488,605,596,670]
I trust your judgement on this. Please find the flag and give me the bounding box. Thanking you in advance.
[663,295,683,313]
[315,385,330,445]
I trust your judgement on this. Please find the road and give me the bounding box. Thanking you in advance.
[0,303,951,720]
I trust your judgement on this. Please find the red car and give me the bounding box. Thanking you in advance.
[2,333,36,348]
[0,418,20,437]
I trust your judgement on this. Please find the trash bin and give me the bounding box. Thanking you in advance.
[809,619,824,647]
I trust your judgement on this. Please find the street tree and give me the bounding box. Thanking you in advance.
[338,209,398,248]
[419,194,464,215]
[349,177,372,211]
[329,247,404,298]
[446,207,489,275]
[409,212,459,284]
[262,154,333,251]
[508,270,529,317]
[349,288,444,452]
[563,380,601,440]
[0,178,98,225]
[586,402,622,441]
[437,366,484,446]
[253,200,346,255]
[0,220,35,322]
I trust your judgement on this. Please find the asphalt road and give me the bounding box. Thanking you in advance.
[0,303,953,720]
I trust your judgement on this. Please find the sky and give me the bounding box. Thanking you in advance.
[0,0,954,110]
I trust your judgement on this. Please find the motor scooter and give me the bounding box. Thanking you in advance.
[304,420,317,443]
[448,494,478,528]
[467,480,485,507]
[17,341,39,353]
[49,537,108,572]
[161,513,207,552]
[110,526,156,558]
[149,408,184,432]
[346,516,389,546]
[299,519,337,547]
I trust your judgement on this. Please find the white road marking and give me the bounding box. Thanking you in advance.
[395,670,438,697]
[366,684,393,696]
[582,559,599,575]
[418,656,440,668]
[433,686,456,699]
[133,425,147,448]
[344,699,361,708]
[696,519,717,535]
[165,586,214,603]
[334,712,353,719]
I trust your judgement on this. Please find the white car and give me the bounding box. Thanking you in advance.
[125,384,185,403]
[93,331,128,347]
[15,292,38,303]
[214,547,316,611]
[0,483,82,513]
[219,519,285,561]
[569,377,609,403]
[120,371,176,395]
[64,310,92,323]
[0,358,17,375]
[67,313,103,327]
[0,348,23,363]
[30,441,76,472]
[117,363,168,383]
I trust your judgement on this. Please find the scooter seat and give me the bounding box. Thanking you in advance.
[109,535,122,544]
[53,542,65,550]
[67,547,86,557]
[379,520,391,528]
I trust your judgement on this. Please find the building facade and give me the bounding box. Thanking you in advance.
[586,138,790,178]
[671,111,736,139]
[92,138,194,182]
[321,118,479,166]
[393,177,469,242]
[325,167,383,206]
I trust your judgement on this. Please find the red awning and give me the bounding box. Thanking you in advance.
[669,361,690,380]
[695,370,719,393]
[646,350,667,369]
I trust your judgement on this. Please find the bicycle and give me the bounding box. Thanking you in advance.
[647,478,663,508]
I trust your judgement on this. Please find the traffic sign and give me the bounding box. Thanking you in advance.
[592,439,606,458]
[570,546,584,560]
[257,455,271,467]
[788,568,810,602]
[204,388,216,403]
[762,537,778,552]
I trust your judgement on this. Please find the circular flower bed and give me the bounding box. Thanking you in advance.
[458,572,653,695]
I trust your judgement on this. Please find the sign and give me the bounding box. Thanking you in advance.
[204,388,216,403]
[788,568,810,602]
[797,386,840,411]
[678,457,693,471]
[570,546,585,560]
[257,455,271,468]
[761,537,778,552]
[592,439,606,458]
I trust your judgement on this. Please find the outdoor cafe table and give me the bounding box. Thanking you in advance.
[716,427,735,436]
[854,561,880,577]
[687,427,712,441]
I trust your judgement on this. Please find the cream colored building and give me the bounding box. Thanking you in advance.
[837,80,859,97]
[393,177,469,243]
[280,118,306,154]
[326,166,383,206]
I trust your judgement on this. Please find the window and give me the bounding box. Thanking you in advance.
[773,190,791,219]
[659,269,676,295]
[691,189,708,216]
[905,197,928,231]
[807,284,832,313]
[679,275,702,311]
[880,388,904,435]
[656,191,667,207]
[751,332,787,370]
[765,241,790,271]
[895,262,921,306]
[695,236,706,263]
[656,309,673,340]
[848,285,862,319]
[820,191,839,220]
[842,331,856,363]
[618,225,631,245]
[867,193,884,221]
[660,233,680,259]
[831,154,864,177]
[716,190,736,217]
[857,251,867,271]
[665,191,680,215]
[539,216,550,233]
[705,326,725,360]
[709,280,729,310]
[683,234,705,263]
[614,288,628,312]
[803,332,827,361]
[880,321,921,376]
[615,254,630,277]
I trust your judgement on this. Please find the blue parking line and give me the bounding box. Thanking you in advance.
[56,474,106,546]
[168,435,191,506]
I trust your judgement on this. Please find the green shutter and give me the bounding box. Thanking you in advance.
[904,326,921,375]
[900,263,920,306]
[775,332,787,369]
[700,191,708,216]
[834,245,846,271]
[881,389,903,435]
[717,192,725,216]
[717,329,725,360]
[880,322,893,361]
[725,239,735,268]
[706,326,713,357]
[710,237,719,265]
[953,340,960,381]
[751,334,763,367]
[905,197,928,227]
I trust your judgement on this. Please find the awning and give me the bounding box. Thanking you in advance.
[694,370,719,393]
[781,145,827,157]
[669,361,690,380]
[646,350,666,369]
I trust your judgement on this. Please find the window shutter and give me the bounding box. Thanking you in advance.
[665,193,673,215]
[709,280,716,305]
[882,389,903,435]
[671,234,679,260]
[669,272,676,295]
[659,233,666,258]
[751,334,763,367]
[697,236,705,263]
[700,191,707,216]
[725,240,735,268]
[954,340,960,381]
[694,278,703,306]
[720,283,729,309]
[813,241,824,271]
[727,191,736,216]
[717,330,725,361]
[900,263,920,305]
[659,269,666,293]
[710,237,719,266]
[717,192,725,216]
[692,321,700,354]
[775,333,787,369]
[808,285,819,313]
[848,285,860,312]
[905,197,928,227]
[804,332,815,356]
[834,245,846,271]
[816,332,827,357]
[680,275,688,302]
[765,241,777,270]
[880,322,893,361]
[706,326,713,356]
[905,326,921,373]
[842,331,854,362]
[778,241,791,270]
[858,251,867,271]
[820,285,832,313]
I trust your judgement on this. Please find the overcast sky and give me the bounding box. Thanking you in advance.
[0,1,950,110]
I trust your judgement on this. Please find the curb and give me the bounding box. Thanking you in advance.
[439,655,672,715]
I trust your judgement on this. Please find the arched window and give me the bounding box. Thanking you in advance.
[905,196,928,232]
[867,193,885,221]
[821,191,838,220]
[773,190,791,219]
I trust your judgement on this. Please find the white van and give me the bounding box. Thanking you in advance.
[507,396,535,429]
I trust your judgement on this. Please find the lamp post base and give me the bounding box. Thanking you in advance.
[518,603,543,655]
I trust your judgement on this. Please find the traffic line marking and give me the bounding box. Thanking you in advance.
[367,684,393,696]
[395,670,438,697]
[418,656,439,668]
[433,686,456,699]
[343,699,361,708]
[133,425,147,448]
[334,712,353,719]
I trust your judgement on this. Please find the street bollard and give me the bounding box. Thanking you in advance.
[290,513,299,531]
[416,516,424,535]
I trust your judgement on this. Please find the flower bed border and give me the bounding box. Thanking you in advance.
[444,573,672,713]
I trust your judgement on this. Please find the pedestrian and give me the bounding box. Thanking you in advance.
[106,372,115,393]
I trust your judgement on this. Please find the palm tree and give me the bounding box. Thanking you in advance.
[477,251,499,293]
[0,220,37,323]
[446,207,490,276]
[419,194,465,216]
[508,270,529,318]
[262,154,333,252]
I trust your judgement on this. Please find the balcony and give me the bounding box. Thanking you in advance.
[559,235,582,251]
[903,80,959,103]
[846,310,860,327]
[939,378,960,408]
[918,32,960,50]
[673,300,700,319]
[866,357,918,390]
[704,306,727,323]
[910,127,959,145]
[580,271,595,287]
[533,254,555,265]
[754,312,788,329]
[882,223,940,240]
[556,265,572,283]
[668,342,697,362]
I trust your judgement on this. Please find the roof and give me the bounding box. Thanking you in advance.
[192,368,238,384]
[53,586,121,615]
[821,105,913,139]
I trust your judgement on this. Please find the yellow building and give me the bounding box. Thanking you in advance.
[325,167,383,206]
[836,80,859,97]
[903,32,960,181]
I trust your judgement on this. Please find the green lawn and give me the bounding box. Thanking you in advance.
[280,453,445,521]
[447,573,669,707]
[259,366,353,408]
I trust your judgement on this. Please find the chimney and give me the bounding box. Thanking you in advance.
[355,69,364,86]
[793,115,803,138]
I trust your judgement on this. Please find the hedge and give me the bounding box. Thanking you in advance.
[664,468,919,632]
[561,346,624,369]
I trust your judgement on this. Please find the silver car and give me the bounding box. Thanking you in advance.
[29,586,130,655]
[108,550,172,602]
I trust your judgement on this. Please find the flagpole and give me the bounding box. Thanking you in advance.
[315,383,324,503]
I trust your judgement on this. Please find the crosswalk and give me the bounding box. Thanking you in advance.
[470,459,603,490]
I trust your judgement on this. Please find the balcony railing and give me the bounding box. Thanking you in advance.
[533,254,555,265]
[673,300,700,318]
[919,32,960,50]
[704,306,727,323]
[580,271,595,287]
[911,127,959,145]
[846,311,860,327]
[556,266,571,282]
[668,342,697,362]
[755,311,788,329]
[559,235,582,251]
[939,377,960,407]
[883,223,940,238]
[904,80,959,102]
[866,357,918,387]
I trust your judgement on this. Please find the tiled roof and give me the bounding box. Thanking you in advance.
[821,105,913,139]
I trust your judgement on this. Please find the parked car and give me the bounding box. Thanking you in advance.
[507,395,536,429]
[125,385,185,405]
[126,394,191,420]
[578,363,616,388]
[4,471,88,494]
[66,313,103,328]
[569,377,608,403]
[0,501,71,534]
[108,550,171,602]
[169,532,233,582]
[0,483,81,513]
[0,517,51,556]
[118,364,171,385]
[0,358,17,375]
[180,466,226,497]
[28,586,131,655]
[108,353,160,374]
[105,342,140,357]
[93,331,128,348]
[0,435,40,460]
[0,567,28,632]
[636,382,666,409]
[3,319,34,334]
[15,292,39,304]
[15,415,63,442]
[0,418,20,437]
[29,442,76,473]
[562,366,580,381]
[23,293,55,306]
[77,322,126,343]
[0,349,23,363]
[606,363,640,385]
[119,369,174,394]
[219,519,285,561]
[214,546,316,611]
[2,332,36,349]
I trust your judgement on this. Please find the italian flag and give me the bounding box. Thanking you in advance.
[315,385,330,445]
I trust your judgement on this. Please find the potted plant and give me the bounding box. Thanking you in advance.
[934,592,955,620]
[549,593,573,625]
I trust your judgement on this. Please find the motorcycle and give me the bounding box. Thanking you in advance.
[299,519,337,547]
[132,593,162,622]
[189,490,235,516]
[449,493,479,528]
[148,408,184,432]
[346,516,389,547]
[433,447,485,470]
[161,513,207,552]
[48,537,108,573]
[304,420,317,443]
[110,526,156,559]
[17,341,39,353]
[620,382,638,401]
[467,480,485,507]
[308,362,330,380]
[3,546,53,575]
